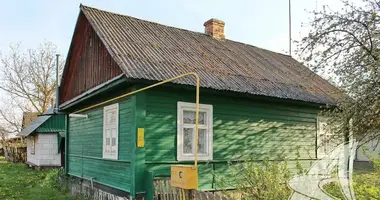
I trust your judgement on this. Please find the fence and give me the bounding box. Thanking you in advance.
[152,177,228,200]
[4,147,26,163]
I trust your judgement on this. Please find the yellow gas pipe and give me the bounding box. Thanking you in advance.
[71,72,201,182]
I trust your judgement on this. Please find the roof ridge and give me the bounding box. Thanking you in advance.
[80,4,206,37]
[79,4,291,58]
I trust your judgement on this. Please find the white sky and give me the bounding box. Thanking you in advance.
[0,0,344,130]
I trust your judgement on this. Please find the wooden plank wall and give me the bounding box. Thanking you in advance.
[144,87,319,190]
[59,12,123,104]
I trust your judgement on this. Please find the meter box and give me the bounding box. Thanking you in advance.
[170,165,198,189]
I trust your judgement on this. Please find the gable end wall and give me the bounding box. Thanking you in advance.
[59,12,123,105]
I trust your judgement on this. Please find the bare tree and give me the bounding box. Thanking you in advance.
[0,41,64,140]
[298,0,379,146]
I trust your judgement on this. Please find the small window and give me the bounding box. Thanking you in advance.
[317,117,335,158]
[103,103,119,159]
[31,136,35,155]
[177,102,213,161]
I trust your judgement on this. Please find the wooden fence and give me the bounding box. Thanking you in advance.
[153,178,227,200]
[4,147,26,163]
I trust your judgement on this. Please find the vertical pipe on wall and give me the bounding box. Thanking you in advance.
[55,54,60,112]
[288,0,292,56]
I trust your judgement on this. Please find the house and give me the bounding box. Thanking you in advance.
[17,109,66,168]
[58,5,343,199]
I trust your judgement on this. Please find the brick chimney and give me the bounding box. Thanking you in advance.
[204,18,225,39]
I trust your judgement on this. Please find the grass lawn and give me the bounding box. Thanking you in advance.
[0,156,73,200]
[323,164,380,200]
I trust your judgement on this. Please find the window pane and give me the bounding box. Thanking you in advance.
[111,129,117,145]
[106,138,110,153]
[183,110,207,125]
[198,129,207,154]
[106,110,117,125]
[183,128,193,154]
[183,111,195,124]
[199,112,207,125]
[106,129,111,138]
[111,143,116,153]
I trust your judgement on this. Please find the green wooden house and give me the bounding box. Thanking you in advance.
[59,5,342,199]
[18,109,66,167]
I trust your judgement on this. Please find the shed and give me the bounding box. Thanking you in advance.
[18,109,66,167]
[58,5,344,199]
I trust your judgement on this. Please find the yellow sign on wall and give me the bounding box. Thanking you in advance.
[137,128,144,147]
[171,165,198,189]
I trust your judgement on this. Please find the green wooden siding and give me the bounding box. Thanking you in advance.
[37,114,66,133]
[144,88,320,190]
[67,97,133,192]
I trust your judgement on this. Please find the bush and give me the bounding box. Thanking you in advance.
[40,168,64,188]
[216,159,293,199]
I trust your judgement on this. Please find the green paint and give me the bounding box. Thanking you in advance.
[144,87,320,190]
[130,86,147,198]
[67,97,133,192]
[144,171,154,200]
[57,133,63,153]
[36,114,66,133]
[66,84,323,196]
[65,115,69,174]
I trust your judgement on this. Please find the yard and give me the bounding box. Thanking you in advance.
[323,163,380,199]
[0,157,73,200]
[0,155,379,200]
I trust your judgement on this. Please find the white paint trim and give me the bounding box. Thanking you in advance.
[177,101,213,161]
[102,103,119,160]
[69,114,88,118]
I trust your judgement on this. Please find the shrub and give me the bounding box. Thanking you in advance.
[324,155,380,199]
[216,159,293,199]
[40,168,65,188]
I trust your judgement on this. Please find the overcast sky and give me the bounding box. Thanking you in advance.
[0,0,340,57]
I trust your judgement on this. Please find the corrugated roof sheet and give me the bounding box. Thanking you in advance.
[17,109,66,137]
[17,115,51,137]
[80,5,342,105]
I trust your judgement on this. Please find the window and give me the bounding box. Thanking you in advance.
[31,136,35,155]
[317,117,335,158]
[177,102,213,161]
[103,103,119,159]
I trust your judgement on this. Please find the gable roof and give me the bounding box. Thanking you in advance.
[78,5,341,105]
[17,109,65,137]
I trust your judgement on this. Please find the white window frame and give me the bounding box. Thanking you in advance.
[317,117,335,158]
[177,101,213,161]
[103,103,119,160]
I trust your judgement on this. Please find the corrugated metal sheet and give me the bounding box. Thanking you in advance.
[79,5,341,105]
[36,114,66,133]
[17,116,51,137]
[17,109,66,137]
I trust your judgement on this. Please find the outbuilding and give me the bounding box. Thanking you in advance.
[18,109,66,168]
